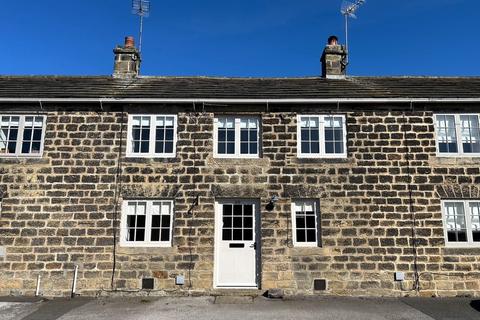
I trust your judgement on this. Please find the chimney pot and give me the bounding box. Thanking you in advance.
[124,36,135,49]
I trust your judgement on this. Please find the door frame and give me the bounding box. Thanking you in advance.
[213,198,262,289]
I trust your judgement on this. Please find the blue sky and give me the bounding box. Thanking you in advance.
[0,0,478,77]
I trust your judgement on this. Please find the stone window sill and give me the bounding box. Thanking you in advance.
[430,156,480,166]
[117,246,175,255]
[207,156,269,166]
[121,157,181,165]
[292,157,354,166]
[443,247,480,255]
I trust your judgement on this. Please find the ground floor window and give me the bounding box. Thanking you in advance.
[120,200,174,247]
[442,200,480,247]
[291,200,321,247]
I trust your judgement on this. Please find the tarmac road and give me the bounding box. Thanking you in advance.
[0,295,479,320]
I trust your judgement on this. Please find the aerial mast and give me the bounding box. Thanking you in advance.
[340,0,366,65]
[132,0,151,53]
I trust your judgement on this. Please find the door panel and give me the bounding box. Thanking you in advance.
[214,200,258,288]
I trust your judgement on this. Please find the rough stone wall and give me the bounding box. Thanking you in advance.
[1,107,480,298]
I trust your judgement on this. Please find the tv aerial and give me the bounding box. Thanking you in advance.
[132,0,151,53]
[341,0,366,63]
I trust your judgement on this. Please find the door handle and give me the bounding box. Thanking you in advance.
[249,242,257,250]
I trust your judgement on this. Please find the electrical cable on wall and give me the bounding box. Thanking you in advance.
[110,109,125,290]
[402,109,420,292]
[186,107,201,289]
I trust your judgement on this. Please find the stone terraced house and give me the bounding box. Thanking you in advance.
[1,36,480,298]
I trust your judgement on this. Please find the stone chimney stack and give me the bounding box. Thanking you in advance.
[113,36,141,78]
[321,35,348,79]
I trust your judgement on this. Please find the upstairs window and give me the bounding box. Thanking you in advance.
[435,114,480,156]
[214,116,260,158]
[442,200,480,247]
[0,115,46,157]
[297,115,347,158]
[121,200,174,247]
[126,115,177,158]
[291,200,321,247]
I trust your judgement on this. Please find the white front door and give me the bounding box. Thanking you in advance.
[214,200,258,288]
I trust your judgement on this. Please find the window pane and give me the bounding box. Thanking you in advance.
[226,143,235,154]
[470,202,480,242]
[160,229,170,241]
[136,229,145,241]
[244,205,253,216]
[128,228,135,241]
[325,129,334,141]
[222,229,232,241]
[301,129,309,141]
[249,143,257,154]
[243,229,253,241]
[249,130,257,141]
[31,142,41,153]
[133,141,140,153]
[436,115,458,153]
[223,217,232,228]
[151,229,160,241]
[161,215,170,228]
[136,216,146,228]
[445,202,467,242]
[23,128,32,141]
[226,130,235,142]
[164,142,173,153]
[224,205,232,216]
[152,216,161,228]
[218,130,226,141]
[218,143,226,154]
[335,142,344,153]
[296,216,306,228]
[243,217,252,228]
[296,230,306,242]
[127,215,136,228]
[240,143,248,154]
[133,128,141,141]
[233,217,242,228]
[306,229,316,242]
[33,129,42,141]
[461,115,480,153]
[233,205,243,216]
[141,141,149,153]
[306,216,316,229]
[7,142,16,153]
[301,142,310,153]
[233,229,242,240]
[141,128,150,140]
[325,142,334,154]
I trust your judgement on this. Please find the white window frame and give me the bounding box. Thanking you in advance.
[441,200,480,248]
[213,116,260,158]
[0,114,46,158]
[296,114,347,159]
[434,113,480,157]
[120,199,174,248]
[291,199,320,247]
[126,114,177,158]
